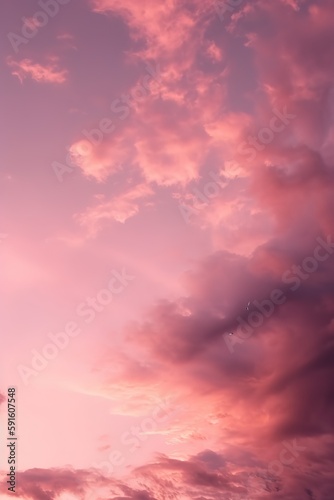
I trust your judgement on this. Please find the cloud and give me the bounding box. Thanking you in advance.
[91,0,202,59]
[75,0,333,199]
[7,57,68,84]
[0,462,248,500]
[66,3,334,497]
[0,467,96,500]
[76,182,153,235]
[68,139,124,182]
[0,467,156,500]
[0,456,298,499]
[90,225,334,496]
[76,0,227,187]
[206,41,224,62]
[3,0,334,498]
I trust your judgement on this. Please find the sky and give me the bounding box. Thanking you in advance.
[1,0,334,498]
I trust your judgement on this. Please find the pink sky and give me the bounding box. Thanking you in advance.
[1,0,334,498]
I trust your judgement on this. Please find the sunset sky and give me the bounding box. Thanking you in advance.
[1,0,334,499]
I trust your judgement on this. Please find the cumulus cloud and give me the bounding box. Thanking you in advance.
[70,0,225,187]
[5,1,334,499]
[67,0,334,496]
[68,138,124,183]
[91,225,334,497]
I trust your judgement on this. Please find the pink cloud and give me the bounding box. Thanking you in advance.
[84,0,227,187]
[90,226,334,496]
[3,0,334,498]
[68,139,123,182]
[91,0,201,57]
[76,183,153,235]
[7,58,68,84]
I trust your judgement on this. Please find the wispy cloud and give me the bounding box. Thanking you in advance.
[76,182,153,235]
[7,57,68,84]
